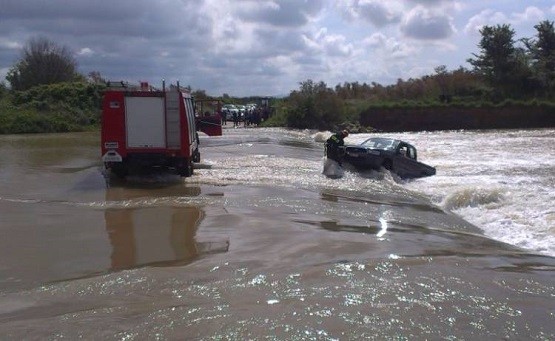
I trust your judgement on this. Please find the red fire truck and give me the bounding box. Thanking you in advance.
[101,81,200,178]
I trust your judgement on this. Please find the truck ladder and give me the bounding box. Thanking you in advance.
[165,89,181,149]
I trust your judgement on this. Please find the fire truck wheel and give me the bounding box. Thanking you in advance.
[178,159,193,177]
[193,149,200,163]
[111,164,128,178]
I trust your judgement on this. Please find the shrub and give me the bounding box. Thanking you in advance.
[1,81,103,134]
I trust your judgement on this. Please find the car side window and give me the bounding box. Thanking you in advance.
[399,146,408,157]
[407,146,416,159]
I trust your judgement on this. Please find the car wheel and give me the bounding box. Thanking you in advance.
[382,159,393,171]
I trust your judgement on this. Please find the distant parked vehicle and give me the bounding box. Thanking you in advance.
[222,104,239,120]
[342,137,436,179]
[236,105,247,120]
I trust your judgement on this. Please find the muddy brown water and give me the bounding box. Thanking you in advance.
[0,130,553,339]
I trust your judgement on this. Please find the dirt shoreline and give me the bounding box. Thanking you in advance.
[360,104,555,132]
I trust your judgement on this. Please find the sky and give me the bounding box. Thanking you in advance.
[0,0,554,97]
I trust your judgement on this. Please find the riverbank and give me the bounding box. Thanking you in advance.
[360,103,555,132]
[0,82,102,134]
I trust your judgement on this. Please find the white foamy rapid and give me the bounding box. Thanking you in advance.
[349,129,555,257]
[196,128,554,257]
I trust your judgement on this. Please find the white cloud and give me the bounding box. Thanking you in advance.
[464,9,508,34]
[309,28,354,57]
[234,0,325,27]
[401,6,456,40]
[363,33,418,59]
[406,0,445,4]
[0,38,22,50]
[0,68,9,84]
[465,6,546,35]
[337,0,404,27]
[77,47,93,56]
[511,6,544,24]
[1,0,550,96]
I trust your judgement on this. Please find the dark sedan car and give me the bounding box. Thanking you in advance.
[342,137,436,179]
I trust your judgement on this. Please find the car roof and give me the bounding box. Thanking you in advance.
[362,137,400,144]
[359,137,416,149]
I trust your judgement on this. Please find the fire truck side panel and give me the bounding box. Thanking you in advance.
[125,96,166,149]
[101,91,126,157]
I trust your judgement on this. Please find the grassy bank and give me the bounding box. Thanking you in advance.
[261,97,555,133]
[0,82,104,134]
[2,80,553,134]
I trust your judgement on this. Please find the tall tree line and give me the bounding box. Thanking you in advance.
[279,20,555,130]
[331,20,555,103]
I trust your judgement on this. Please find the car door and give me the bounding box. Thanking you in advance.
[394,143,417,178]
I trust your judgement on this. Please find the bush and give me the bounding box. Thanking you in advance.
[284,80,346,130]
[1,81,103,134]
[11,82,104,110]
[261,111,287,127]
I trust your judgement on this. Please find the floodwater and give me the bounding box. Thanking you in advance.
[0,127,553,340]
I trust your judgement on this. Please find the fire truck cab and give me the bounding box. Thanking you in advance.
[101,81,199,178]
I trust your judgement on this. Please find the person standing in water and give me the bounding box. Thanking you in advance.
[325,130,349,165]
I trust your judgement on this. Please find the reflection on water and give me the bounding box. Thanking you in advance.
[318,220,381,234]
[0,130,554,339]
[104,185,228,270]
[105,206,202,269]
[0,132,100,171]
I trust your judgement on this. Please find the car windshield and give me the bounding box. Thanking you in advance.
[360,138,397,150]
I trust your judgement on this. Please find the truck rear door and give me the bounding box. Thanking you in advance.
[125,96,166,148]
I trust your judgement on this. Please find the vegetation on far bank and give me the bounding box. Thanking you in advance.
[0,81,104,134]
[261,20,555,131]
[0,37,105,134]
[0,20,554,134]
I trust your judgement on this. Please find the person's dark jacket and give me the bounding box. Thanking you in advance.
[325,132,346,163]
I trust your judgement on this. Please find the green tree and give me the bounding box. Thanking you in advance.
[0,82,7,98]
[6,36,79,91]
[88,71,106,84]
[524,20,555,97]
[434,65,450,102]
[286,79,343,130]
[192,89,208,101]
[467,24,529,99]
